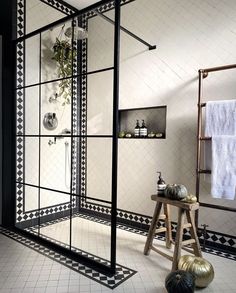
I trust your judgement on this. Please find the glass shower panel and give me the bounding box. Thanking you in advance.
[24,185,39,215]
[87,10,114,72]
[41,21,76,83]
[24,86,39,135]
[40,137,71,194]
[41,80,72,136]
[16,0,120,274]
[72,138,112,262]
[39,189,70,248]
[72,196,112,262]
[25,0,66,35]
[86,71,113,136]
[86,138,112,203]
[25,35,40,86]
[15,185,40,233]
[24,137,39,186]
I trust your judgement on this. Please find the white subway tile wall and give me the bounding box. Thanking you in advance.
[87,0,236,235]
[23,0,236,234]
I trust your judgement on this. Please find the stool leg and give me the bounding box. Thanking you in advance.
[172,208,185,271]
[186,211,202,257]
[144,202,162,255]
[164,204,172,249]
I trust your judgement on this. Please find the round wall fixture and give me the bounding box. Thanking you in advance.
[43,112,58,130]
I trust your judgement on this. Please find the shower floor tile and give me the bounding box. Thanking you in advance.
[0,216,236,292]
[0,227,136,290]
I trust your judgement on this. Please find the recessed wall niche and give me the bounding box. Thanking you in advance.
[118,106,167,139]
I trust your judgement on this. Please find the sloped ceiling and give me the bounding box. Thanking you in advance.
[63,0,99,10]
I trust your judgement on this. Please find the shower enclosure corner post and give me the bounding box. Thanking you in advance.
[1,0,17,228]
[111,0,121,274]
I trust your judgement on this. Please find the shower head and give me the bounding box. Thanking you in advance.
[65,26,88,40]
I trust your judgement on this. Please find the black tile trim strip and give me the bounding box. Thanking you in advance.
[0,226,137,289]
[25,212,236,261]
[40,0,76,15]
[84,0,135,19]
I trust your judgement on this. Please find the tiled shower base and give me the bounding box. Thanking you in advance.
[0,214,236,292]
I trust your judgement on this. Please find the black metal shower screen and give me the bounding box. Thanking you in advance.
[15,0,121,275]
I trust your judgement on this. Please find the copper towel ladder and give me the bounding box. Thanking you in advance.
[195,64,236,225]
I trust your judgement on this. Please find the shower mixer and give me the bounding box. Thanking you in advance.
[43,112,58,130]
[48,128,71,146]
[56,128,71,140]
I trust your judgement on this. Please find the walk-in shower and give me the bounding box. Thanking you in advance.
[14,0,156,275]
[15,0,122,275]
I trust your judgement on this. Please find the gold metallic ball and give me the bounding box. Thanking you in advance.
[178,255,214,288]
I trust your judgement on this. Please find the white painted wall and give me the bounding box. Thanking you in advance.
[87,0,236,235]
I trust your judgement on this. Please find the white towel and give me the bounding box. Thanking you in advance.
[205,99,236,136]
[204,99,236,185]
[211,136,236,200]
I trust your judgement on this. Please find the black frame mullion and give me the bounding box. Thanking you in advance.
[16,182,112,205]
[110,0,120,273]
[69,18,75,250]
[38,33,42,236]
[16,134,113,138]
[15,66,114,91]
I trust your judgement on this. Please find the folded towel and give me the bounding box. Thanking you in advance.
[211,136,236,200]
[204,99,236,184]
[204,141,211,183]
[205,99,236,136]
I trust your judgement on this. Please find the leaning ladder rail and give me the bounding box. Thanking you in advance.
[196,64,236,226]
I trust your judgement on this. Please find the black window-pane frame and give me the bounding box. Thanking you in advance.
[14,0,121,275]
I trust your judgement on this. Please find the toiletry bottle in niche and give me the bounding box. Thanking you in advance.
[157,172,166,196]
[134,120,140,137]
[140,120,147,137]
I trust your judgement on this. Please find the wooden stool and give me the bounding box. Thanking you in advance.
[144,195,202,271]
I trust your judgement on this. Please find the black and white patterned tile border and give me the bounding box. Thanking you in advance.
[78,214,236,261]
[81,201,153,225]
[79,14,88,201]
[81,200,236,251]
[24,213,236,262]
[16,186,75,222]
[202,247,236,261]
[71,19,78,196]
[40,0,76,15]
[16,0,25,223]
[83,0,135,19]
[0,227,136,289]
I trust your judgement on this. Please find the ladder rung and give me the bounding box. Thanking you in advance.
[198,169,211,174]
[183,223,192,229]
[200,136,211,141]
[182,239,196,246]
[155,227,167,233]
[151,246,173,261]
[159,214,166,220]
[182,246,195,254]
